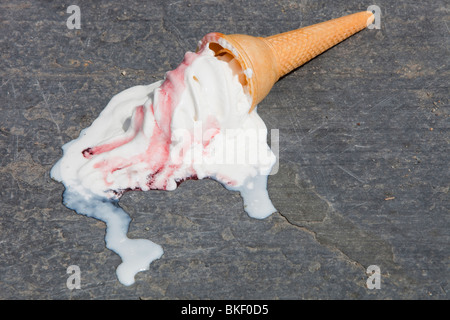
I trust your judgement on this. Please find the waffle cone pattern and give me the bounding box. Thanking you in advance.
[199,11,374,110]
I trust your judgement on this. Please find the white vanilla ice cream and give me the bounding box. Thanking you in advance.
[51,46,277,286]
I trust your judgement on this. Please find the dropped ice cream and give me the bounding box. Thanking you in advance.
[51,47,276,285]
[51,11,374,285]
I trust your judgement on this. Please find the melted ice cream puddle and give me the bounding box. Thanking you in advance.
[51,47,277,285]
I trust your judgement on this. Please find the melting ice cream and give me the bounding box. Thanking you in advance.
[51,47,276,286]
[51,11,374,285]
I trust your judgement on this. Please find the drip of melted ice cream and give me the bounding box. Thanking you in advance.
[51,47,277,285]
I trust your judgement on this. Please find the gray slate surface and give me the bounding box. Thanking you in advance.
[1,0,448,299]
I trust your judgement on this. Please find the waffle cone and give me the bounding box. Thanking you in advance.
[198,11,374,111]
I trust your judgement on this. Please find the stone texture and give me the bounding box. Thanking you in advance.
[0,0,448,299]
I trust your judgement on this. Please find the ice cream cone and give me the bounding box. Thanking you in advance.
[198,11,375,111]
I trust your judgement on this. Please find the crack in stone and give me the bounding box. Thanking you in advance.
[277,210,366,272]
[269,164,398,275]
